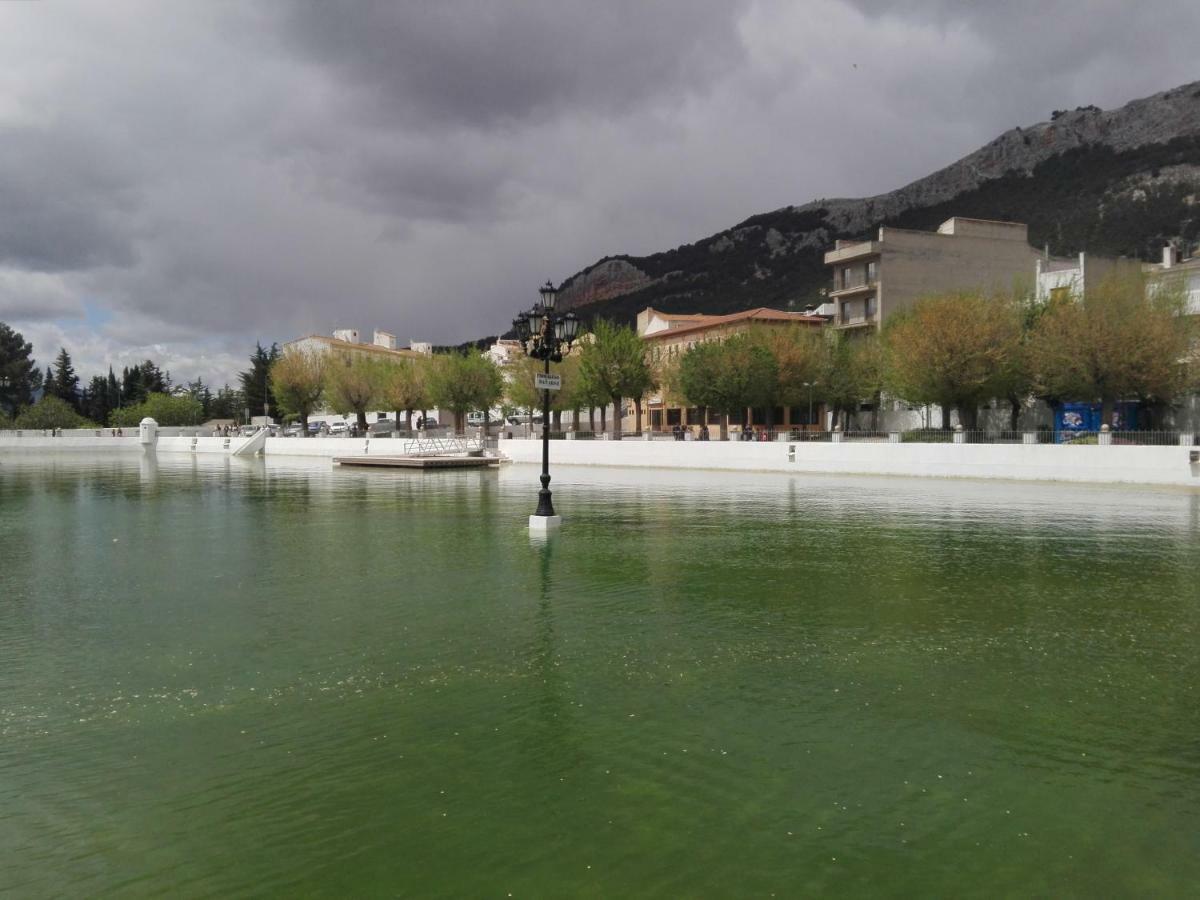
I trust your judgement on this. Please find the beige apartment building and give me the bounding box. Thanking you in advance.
[823,217,1043,329]
[635,306,826,433]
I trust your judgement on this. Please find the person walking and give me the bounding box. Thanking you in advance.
[699,424,710,441]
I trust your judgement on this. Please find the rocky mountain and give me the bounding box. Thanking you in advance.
[555,80,1200,324]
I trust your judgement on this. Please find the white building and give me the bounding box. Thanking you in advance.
[1146,242,1200,315]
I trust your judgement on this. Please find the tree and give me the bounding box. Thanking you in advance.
[119,359,170,407]
[46,347,81,410]
[428,351,503,433]
[1027,272,1194,427]
[820,333,882,430]
[270,348,328,434]
[881,292,1021,430]
[677,334,778,439]
[14,395,93,430]
[505,353,584,430]
[325,353,379,432]
[0,322,38,416]
[376,357,431,431]
[751,324,825,425]
[239,342,281,420]
[111,392,204,427]
[578,319,656,438]
[183,378,214,418]
[209,384,244,421]
[81,375,112,426]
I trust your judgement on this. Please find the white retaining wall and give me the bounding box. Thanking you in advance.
[262,437,372,457]
[0,435,143,451]
[498,436,1200,487]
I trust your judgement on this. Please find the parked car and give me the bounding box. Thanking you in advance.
[328,421,350,435]
[368,420,395,436]
[284,423,303,437]
[307,421,322,435]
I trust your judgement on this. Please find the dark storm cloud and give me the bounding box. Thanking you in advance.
[273,0,751,127]
[0,130,139,271]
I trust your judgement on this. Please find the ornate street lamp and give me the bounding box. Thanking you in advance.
[515,280,579,528]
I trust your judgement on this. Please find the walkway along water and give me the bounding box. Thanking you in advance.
[3,427,1197,486]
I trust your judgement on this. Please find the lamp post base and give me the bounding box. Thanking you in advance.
[528,514,563,530]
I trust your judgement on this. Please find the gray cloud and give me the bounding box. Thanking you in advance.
[0,0,1198,387]
[272,0,751,128]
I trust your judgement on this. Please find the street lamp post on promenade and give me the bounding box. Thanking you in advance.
[513,281,580,529]
[803,381,818,429]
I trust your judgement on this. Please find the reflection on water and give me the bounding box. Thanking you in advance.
[1,453,1198,896]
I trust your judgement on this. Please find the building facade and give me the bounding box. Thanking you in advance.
[636,306,827,434]
[824,217,1043,330]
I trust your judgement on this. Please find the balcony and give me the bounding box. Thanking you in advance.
[824,240,880,264]
[829,280,877,299]
[835,315,876,329]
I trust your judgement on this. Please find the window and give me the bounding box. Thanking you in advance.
[707,408,723,424]
[666,408,682,426]
[866,295,877,318]
[840,301,850,322]
[650,410,663,427]
[867,261,877,282]
[686,407,703,425]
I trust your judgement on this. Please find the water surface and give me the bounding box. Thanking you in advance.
[1,454,1198,897]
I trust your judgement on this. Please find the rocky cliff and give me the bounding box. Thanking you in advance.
[555,80,1200,323]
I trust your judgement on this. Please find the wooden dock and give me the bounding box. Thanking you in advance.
[334,455,498,470]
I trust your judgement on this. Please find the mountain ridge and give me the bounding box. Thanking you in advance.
[553,79,1200,324]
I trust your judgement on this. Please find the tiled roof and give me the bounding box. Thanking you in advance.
[641,307,825,340]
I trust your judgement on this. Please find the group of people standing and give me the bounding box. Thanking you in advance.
[670,423,711,441]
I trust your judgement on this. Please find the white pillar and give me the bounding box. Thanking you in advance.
[138,417,158,452]
[1098,424,1112,446]
[953,425,965,445]
[1023,432,1037,445]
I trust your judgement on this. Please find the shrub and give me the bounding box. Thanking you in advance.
[14,395,94,430]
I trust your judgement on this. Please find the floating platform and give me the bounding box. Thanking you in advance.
[334,455,498,470]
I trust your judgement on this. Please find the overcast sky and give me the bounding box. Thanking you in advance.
[1,1,1197,387]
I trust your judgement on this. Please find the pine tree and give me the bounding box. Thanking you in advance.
[239,342,281,419]
[0,322,39,416]
[47,348,80,410]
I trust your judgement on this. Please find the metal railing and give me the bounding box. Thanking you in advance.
[401,436,485,457]
[495,428,1199,447]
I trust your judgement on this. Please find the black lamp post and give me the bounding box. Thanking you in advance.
[513,281,580,524]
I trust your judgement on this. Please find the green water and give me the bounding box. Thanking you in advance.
[1,454,1198,898]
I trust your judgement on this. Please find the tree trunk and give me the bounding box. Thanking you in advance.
[552,409,561,430]
[720,412,729,441]
[356,409,368,433]
[588,406,595,432]
[940,405,951,431]
[300,413,309,436]
[455,411,465,434]
[1101,397,1114,429]
[958,404,978,431]
[404,409,413,431]
[1008,396,1021,432]
[599,406,606,434]
[610,396,622,440]
[634,398,643,434]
